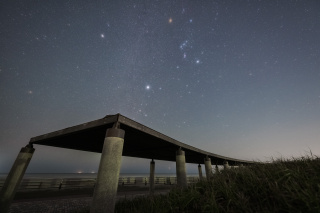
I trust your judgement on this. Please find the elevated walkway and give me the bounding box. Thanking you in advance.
[29,113,253,165]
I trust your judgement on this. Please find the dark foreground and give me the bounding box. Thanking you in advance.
[10,197,91,213]
[9,186,171,213]
[9,156,320,212]
[115,156,320,213]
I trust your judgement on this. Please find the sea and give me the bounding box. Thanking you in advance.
[0,173,199,179]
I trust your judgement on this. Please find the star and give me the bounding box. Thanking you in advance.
[100,34,105,38]
[146,85,150,90]
[180,40,188,50]
[168,18,173,23]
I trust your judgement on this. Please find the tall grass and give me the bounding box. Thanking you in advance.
[115,156,320,212]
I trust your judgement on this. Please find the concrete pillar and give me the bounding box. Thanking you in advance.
[223,161,230,170]
[176,148,187,188]
[215,164,219,174]
[204,156,212,180]
[198,164,203,180]
[90,128,125,213]
[0,144,35,213]
[149,159,155,195]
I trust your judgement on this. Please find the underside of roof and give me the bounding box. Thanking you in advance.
[29,114,255,166]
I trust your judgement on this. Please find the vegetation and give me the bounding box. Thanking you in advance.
[115,156,320,213]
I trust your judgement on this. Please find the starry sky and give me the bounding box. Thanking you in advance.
[1,0,320,174]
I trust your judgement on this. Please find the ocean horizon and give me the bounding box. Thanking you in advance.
[0,173,200,179]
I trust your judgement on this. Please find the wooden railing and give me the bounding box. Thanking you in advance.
[0,176,200,191]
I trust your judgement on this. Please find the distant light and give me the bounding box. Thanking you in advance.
[146,85,150,90]
[169,18,173,23]
[100,34,105,38]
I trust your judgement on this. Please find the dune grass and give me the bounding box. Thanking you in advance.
[115,156,320,213]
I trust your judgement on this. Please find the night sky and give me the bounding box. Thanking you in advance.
[1,0,319,174]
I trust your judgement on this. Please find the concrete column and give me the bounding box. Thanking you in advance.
[176,148,187,188]
[0,144,35,213]
[198,164,203,180]
[149,159,155,195]
[223,161,230,170]
[90,128,125,213]
[215,164,219,174]
[204,156,212,180]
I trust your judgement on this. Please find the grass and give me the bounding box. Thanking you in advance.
[114,156,320,213]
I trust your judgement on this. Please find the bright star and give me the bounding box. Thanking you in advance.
[146,85,150,90]
[100,34,105,38]
[168,18,173,23]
